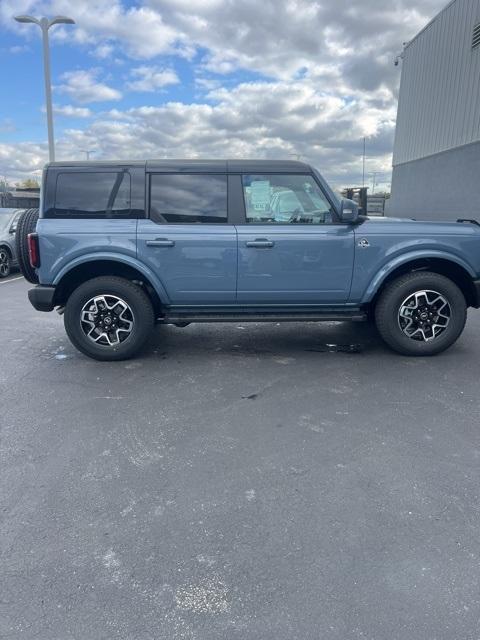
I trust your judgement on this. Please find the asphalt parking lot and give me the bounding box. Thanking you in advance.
[2,277,480,640]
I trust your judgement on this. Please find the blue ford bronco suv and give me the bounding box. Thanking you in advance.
[17,159,480,361]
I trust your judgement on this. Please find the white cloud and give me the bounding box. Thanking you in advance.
[147,0,444,84]
[0,118,16,133]
[1,77,392,187]
[127,66,179,92]
[0,0,447,186]
[9,44,29,54]
[0,141,47,180]
[92,43,115,59]
[1,0,445,79]
[194,77,221,92]
[0,0,190,60]
[53,104,93,118]
[56,69,122,103]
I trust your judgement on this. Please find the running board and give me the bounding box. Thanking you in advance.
[160,310,367,324]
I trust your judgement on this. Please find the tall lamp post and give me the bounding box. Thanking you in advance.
[80,149,94,160]
[14,15,75,162]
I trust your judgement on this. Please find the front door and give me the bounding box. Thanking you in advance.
[137,173,237,305]
[236,173,354,304]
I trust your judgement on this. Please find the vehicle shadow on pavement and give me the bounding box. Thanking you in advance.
[145,320,385,359]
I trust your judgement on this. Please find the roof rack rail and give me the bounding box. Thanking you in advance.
[457,218,480,226]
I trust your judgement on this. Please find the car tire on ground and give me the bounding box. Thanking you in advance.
[15,208,39,284]
[375,271,467,356]
[0,247,11,278]
[64,276,155,361]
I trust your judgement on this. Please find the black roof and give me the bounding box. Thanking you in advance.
[47,159,312,173]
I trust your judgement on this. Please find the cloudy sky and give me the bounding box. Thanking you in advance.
[0,0,445,190]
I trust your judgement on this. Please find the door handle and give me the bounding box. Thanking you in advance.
[245,239,275,248]
[146,238,175,247]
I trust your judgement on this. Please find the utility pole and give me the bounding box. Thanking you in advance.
[14,15,75,162]
[80,149,93,160]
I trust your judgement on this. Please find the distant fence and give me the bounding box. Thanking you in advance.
[341,187,389,216]
[0,189,40,209]
[367,195,387,216]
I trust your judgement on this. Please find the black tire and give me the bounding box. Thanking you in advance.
[15,208,39,283]
[64,276,155,361]
[0,247,11,278]
[375,271,467,356]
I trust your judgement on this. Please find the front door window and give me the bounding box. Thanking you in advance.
[242,174,333,224]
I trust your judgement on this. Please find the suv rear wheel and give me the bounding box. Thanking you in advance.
[375,271,467,356]
[15,208,39,283]
[64,276,155,361]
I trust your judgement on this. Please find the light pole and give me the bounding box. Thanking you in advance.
[362,137,366,187]
[14,15,75,162]
[80,149,94,160]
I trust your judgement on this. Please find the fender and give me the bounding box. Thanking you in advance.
[52,252,171,304]
[361,249,477,304]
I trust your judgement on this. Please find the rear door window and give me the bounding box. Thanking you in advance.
[149,174,227,223]
[54,171,131,218]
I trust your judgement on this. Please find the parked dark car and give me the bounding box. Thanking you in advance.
[0,208,23,278]
[15,160,480,360]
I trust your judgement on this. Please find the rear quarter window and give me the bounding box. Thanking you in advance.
[52,171,131,218]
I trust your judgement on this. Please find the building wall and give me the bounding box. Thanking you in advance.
[393,0,480,167]
[389,140,480,220]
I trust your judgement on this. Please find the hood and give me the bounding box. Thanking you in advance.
[361,216,480,235]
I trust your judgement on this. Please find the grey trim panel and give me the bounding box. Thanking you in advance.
[161,308,367,323]
[473,279,480,308]
[28,285,55,312]
[227,159,311,173]
[227,175,245,224]
[147,160,227,173]
[46,159,312,174]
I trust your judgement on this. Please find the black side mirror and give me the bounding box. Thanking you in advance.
[340,198,360,224]
[9,225,17,234]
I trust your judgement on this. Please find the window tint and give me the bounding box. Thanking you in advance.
[242,174,333,224]
[150,174,227,223]
[54,171,131,218]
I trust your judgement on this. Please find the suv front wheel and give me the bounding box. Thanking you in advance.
[375,271,467,356]
[64,276,155,361]
[0,248,11,278]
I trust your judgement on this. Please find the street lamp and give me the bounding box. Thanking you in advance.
[14,15,75,162]
[80,149,94,160]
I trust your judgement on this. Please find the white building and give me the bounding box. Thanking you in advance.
[389,0,480,220]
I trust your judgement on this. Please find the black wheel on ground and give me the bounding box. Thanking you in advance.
[64,276,155,361]
[375,271,467,356]
[0,247,11,278]
[15,208,39,283]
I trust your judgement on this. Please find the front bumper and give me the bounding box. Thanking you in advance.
[28,285,56,312]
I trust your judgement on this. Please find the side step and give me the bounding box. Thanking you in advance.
[160,310,367,324]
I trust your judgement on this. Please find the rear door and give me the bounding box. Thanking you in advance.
[236,173,355,304]
[137,172,237,305]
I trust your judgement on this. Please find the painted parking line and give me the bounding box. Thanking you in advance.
[0,276,24,285]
